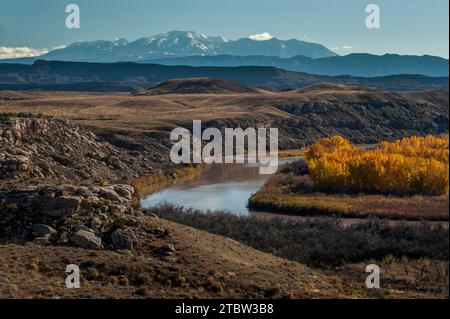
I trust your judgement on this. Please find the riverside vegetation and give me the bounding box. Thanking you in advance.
[249,135,449,220]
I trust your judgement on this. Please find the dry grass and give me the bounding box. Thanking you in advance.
[0,91,289,133]
[325,258,449,298]
[277,149,306,158]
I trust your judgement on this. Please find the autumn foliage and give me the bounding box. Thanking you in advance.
[305,135,449,196]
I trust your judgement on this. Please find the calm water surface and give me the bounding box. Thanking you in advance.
[141,158,296,214]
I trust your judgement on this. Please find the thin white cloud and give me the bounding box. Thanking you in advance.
[332,45,353,51]
[52,45,66,50]
[0,45,66,59]
[248,32,273,41]
[0,46,48,59]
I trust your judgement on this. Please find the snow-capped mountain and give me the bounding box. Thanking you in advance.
[38,31,336,62]
[126,31,228,57]
[42,38,129,62]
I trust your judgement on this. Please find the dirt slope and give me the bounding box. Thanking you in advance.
[0,214,350,299]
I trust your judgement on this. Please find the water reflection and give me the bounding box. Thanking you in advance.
[141,158,296,214]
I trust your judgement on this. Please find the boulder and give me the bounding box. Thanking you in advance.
[70,230,102,249]
[31,224,57,238]
[113,184,134,200]
[2,155,30,172]
[155,243,176,256]
[75,186,92,197]
[40,195,81,217]
[90,217,102,230]
[109,204,126,214]
[33,237,50,246]
[111,228,135,250]
[97,187,121,201]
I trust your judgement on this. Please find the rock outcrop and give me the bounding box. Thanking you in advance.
[0,116,157,187]
[0,183,135,250]
[111,228,136,250]
[70,230,102,249]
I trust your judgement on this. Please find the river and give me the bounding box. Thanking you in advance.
[141,158,296,215]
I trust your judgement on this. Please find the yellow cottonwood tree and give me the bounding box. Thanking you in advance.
[305,135,449,196]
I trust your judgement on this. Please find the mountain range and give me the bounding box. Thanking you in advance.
[0,60,447,92]
[147,53,449,77]
[6,31,336,63]
[1,31,447,78]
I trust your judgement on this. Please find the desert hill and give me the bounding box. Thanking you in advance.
[0,84,448,152]
[291,82,450,102]
[293,82,371,93]
[141,77,259,95]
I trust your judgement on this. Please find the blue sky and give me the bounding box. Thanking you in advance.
[0,0,448,58]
